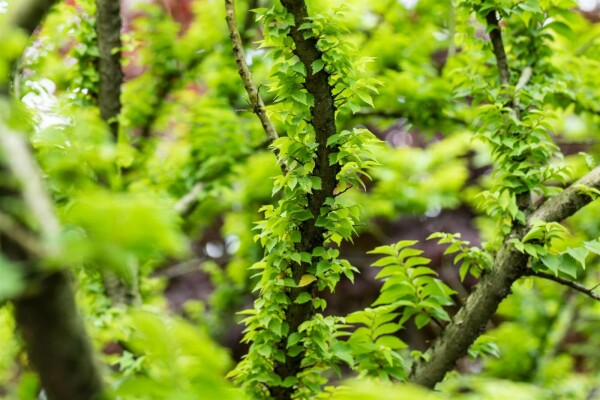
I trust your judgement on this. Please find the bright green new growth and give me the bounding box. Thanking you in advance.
[230,3,379,398]
[3,0,600,399]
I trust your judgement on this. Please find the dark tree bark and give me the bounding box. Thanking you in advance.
[96,0,123,138]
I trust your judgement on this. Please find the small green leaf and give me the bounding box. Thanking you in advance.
[298,274,317,287]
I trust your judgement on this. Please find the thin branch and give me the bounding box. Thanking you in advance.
[96,0,124,138]
[0,125,60,247]
[515,66,532,92]
[525,270,600,301]
[174,182,204,216]
[485,11,510,86]
[0,211,44,258]
[225,0,279,145]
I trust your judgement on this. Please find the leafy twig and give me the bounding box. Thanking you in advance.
[525,270,600,301]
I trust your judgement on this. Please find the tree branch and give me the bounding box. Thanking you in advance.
[485,11,510,86]
[0,210,44,258]
[225,0,279,145]
[409,165,600,388]
[174,182,204,216]
[228,0,339,397]
[530,166,600,223]
[7,0,58,36]
[96,0,124,138]
[0,124,60,247]
[525,270,600,301]
[14,271,106,400]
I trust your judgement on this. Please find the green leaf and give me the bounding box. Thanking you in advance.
[414,313,430,329]
[311,59,325,74]
[295,292,312,304]
[375,335,407,349]
[567,247,588,269]
[298,274,317,287]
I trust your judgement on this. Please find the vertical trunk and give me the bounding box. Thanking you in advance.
[270,1,339,398]
[96,0,123,138]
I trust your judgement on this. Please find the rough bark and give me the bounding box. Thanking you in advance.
[95,0,141,305]
[409,165,600,387]
[410,229,529,387]
[271,1,339,398]
[96,0,123,138]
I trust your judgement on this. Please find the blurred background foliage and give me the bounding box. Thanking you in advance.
[2,0,600,398]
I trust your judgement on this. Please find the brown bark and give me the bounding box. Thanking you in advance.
[409,165,600,387]
[96,0,123,138]
[271,1,340,398]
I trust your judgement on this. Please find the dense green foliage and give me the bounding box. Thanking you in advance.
[2,0,600,399]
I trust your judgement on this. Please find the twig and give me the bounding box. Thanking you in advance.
[225,0,279,146]
[515,66,532,92]
[0,211,44,258]
[174,182,204,216]
[525,271,600,301]
[485,10,510,86]
[0,125,60,247]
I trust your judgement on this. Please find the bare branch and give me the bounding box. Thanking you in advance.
[0,211,44,257]
[0,124,60,247]
[485,11,510,86]
[225,0,279,145]
[525,271,600,301]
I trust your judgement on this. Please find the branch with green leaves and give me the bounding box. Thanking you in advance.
[410,165,600,388]
[409,1,599,388]
[228,1,379,398]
